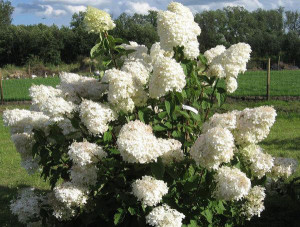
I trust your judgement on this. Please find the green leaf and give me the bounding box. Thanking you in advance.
[114,208,125,225]
[153,124,167,132]
[172,130,181,138]
[165,101,171,116]
[201,209,213,224]
[198,54,207,65]
[215,87,227,107]
[187,220,198,227]
[215,201,226,214]
[191,112,201,121]
[138,110,144,122]
[151,158,165,180]
[102,59,112,67]
[181,90,187,99]
[128,207,136,215]
[90,43,102,58]
[103,131,112,142]
[181,63,188,75]
[201,99,211,110]
[158,111,168,119]
[179,110,190,119]
[114,38,124,44]
[164,122,172,129]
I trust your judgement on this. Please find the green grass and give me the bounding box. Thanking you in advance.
[0,105,50,226]
[0,101,299,226]
[1,70,300,101]
[2,77,60,101]
[232,70,300,96]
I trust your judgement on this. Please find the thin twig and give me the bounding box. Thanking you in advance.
[204,78,219,122]
[104,31,118,69]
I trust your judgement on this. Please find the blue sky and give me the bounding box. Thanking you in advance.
[11,0,300,26]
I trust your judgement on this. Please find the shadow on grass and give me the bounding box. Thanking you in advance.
[0,185,25,227]
[261,137,300,151]
[0,185,49,227]
[246,194,300,227]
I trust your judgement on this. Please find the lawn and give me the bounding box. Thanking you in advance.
[0,101,299,226]
[0,105,50,226]
[233,70,300,97]
[2,77,60,101]
[1,70,300,101]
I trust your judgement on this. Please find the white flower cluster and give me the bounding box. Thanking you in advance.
[79,99,116,135]
[47,192,76,221]
[207,43,251,93]
[121,41,148,60]
[117,120,184,164]
[84,6,115,33]
[11,133,40,174]
[30,84,76,118]
[202,111,237,133]
[68,141,106,187]
[270,157,298,179]
[190,127,235,170]
[50,182,88,221]
[159,139,184,165]
[103,60,150,112]
[10,188,44,226]
[234,106,277,145]
[132,176,168,207]
[204,45,226,64]
[241,144,274,179]
[11,132,34,155]
[117,120,162,163]
[149,52,186,99]
[122,60,150,105]
[30,84,62,102]
[157,2,201,59]
[242,186,266,220]
[150,42,174,61]
[53,182,88,208]
[3,108,49,134]
[213,166,251,201]
[68,141,107,167]
[146,204,185,227]
[3,109,51,174]
[58,72,107,103]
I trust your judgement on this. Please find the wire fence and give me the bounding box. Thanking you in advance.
[0,69,299,103]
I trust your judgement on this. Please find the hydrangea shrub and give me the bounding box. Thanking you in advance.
[4,2,298,227]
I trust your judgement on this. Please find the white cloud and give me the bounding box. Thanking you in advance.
[125,1,158,14]
[223,0,264,10]
[41,0,109,5]
[64,5,87,14]
[14,0,299,25]
[38,5,66,17]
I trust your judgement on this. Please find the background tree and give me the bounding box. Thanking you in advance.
[0,0,13,27]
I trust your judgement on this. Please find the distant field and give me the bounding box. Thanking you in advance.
[232,70,300,96]
[0,70,300,101]
[2,77,60,101]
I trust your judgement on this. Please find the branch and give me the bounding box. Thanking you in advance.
[204,78,219,122]
[104,31,118,69]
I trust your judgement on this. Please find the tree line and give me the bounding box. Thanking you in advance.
[0,0,300,68]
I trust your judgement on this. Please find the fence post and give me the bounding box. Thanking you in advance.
[0,71,3,104]
[267,58,271,100]
[28,63,31,76]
